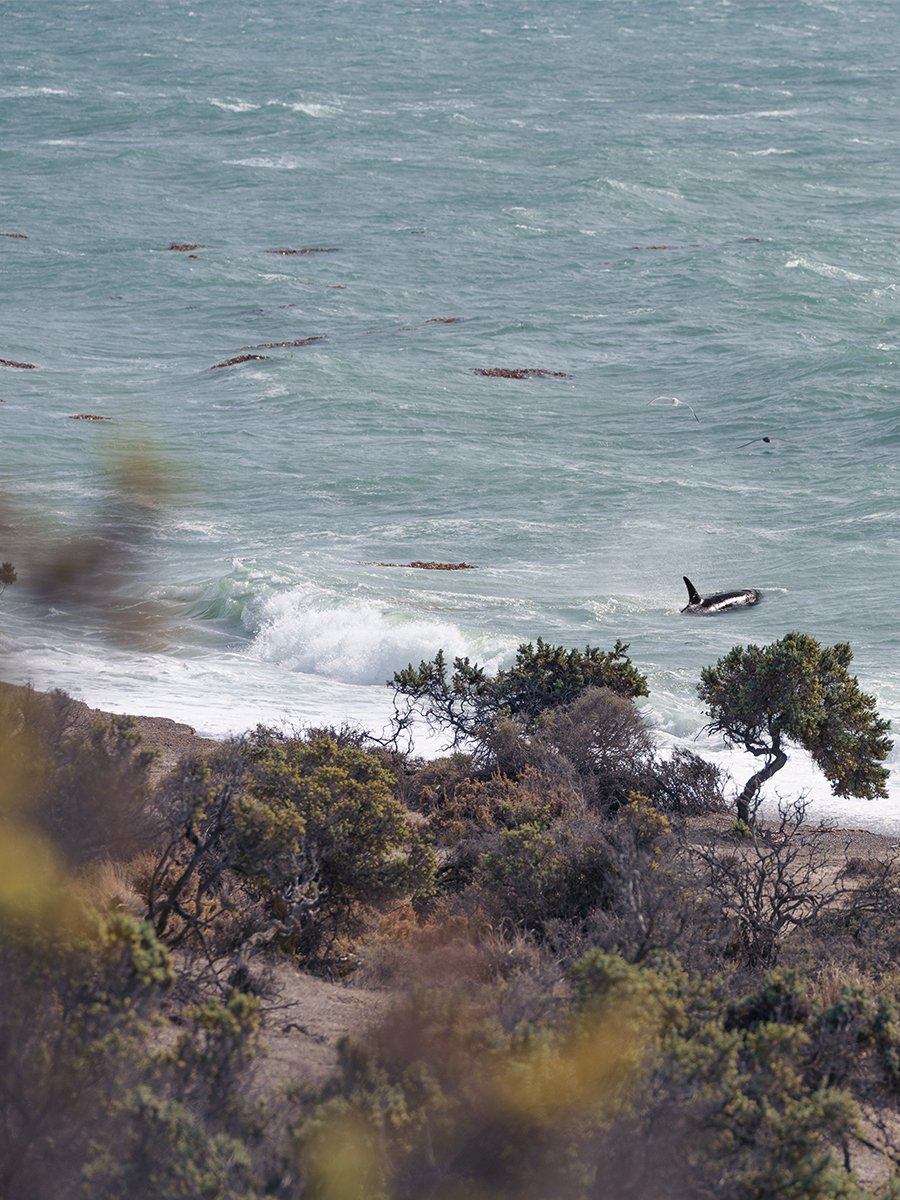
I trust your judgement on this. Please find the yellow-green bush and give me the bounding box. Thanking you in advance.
[150,729,436,964]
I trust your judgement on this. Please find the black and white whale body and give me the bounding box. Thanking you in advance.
[681,576,760,614]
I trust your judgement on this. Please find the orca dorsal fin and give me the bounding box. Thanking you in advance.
[683,576,701,605]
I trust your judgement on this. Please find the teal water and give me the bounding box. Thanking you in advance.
[3,0,899,828]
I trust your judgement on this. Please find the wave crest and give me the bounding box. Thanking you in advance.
[250,588,508,686]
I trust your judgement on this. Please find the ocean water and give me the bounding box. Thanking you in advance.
[3,0,899,830]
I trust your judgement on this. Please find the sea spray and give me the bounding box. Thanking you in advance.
[250,585,512,686]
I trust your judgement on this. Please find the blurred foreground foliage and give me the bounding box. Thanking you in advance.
[0,627,898,1198]
[0,445,178,646]
[298,953,900,1200]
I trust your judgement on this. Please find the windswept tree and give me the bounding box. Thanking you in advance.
[698,632,892,825]
[390,638,648,751]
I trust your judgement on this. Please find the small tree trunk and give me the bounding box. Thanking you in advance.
[737,746,787,825]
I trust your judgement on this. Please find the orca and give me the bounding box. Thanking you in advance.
[681,575,760,614]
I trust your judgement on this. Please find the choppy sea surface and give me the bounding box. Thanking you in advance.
[3,0,899,830]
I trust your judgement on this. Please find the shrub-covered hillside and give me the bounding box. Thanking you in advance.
[0,634,897,1199]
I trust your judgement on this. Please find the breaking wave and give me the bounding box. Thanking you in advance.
[249,587,510,686]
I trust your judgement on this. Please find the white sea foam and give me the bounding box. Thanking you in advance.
[648,109,805,122]
[209,97,260,112]
[1,86,72,98]
[785,257,868,281]
[267,100,338,117]
[250,589,509,686]
[223,155,308,169]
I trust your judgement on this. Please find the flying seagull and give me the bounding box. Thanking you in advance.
[647,395,700,422]
[736,435,773,449]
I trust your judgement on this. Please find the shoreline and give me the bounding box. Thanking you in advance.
[4,680,898,861]
[0,681,219,784]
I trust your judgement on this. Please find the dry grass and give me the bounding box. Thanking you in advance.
[73,860,144,916]
[811,963,881,1008]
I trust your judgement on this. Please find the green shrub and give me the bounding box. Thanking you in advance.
[392,751,476,816]
[241,728,436,959]
[471,811,613,934]
[150,730,436,964]
[424,768,572,846]
[725,968,811,1032]
[85,1090,258,1200]
[390,639,648,752]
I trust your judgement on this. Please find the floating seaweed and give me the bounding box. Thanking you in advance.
[168,243,204,251]
[239,336,327,350]
[473,368,572,380]
[0,359,37,369]
[631,244,702,251]
[631,239,759,251]
[209,354,270,369]
[367,561,477,571]
[0,233,28,239]
[69,414,112,421]
[265,247,339,255]
[424,316,464,324]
